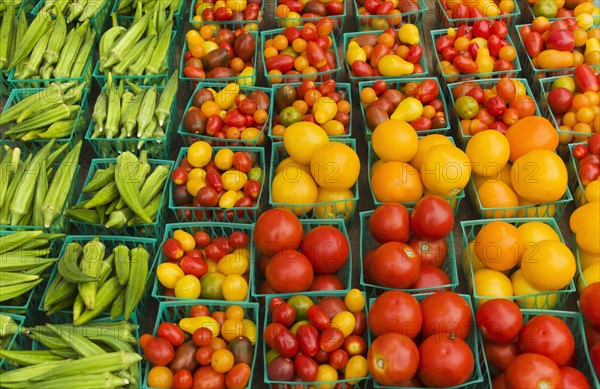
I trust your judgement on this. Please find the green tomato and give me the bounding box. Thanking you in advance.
[551,76,576,93]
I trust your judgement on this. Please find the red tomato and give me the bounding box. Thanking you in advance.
[189,305,210,318]
[579,162,600,185]
[225,363,251,389]
[368,332,419,386]
[353,312,367,336]
[272,303,296,328]
[410,265,451,291]
[573,144,589,160]
[584,320,600,348]
[192,328,213,347]
[317,297,348,319]
[195,346,213,366]
[505,353,562,389]
[193,231,211,248]
[491,21,509,38]
[264,323,287,349]
[369,203,411,244]
[229,231,249,249]
[319,327,345,353]
[417,335,474,388]
[483,341,521,372]
[296,324,319,356]
[193,366,225,388]
[162,238,184,261]
[344,335,367,356]
[300,226,349,274]
[415,80,439,104]
[372,80,388,96]
[157,323,186,348]
[371,242,421,288]
[274,329,299,358]
[518,315,575,366]
[591,341,600,378]
[420,292,472,339]
[294,354,319,382]
[267,356,295,381]
[476,299,523,343]
[560,367,592,388]
[408,237,448,267]
[578,282,600,329]
[574,65,600,93]
[368,291,422,338]
[172,369,193,389]
[269,297,285,313]
[329,349,349,370]
[265,250,314,293]
[309,274,345,291]
[410,196,454,240]
[547,87,574,115]
[492,374,507,389]
[307,305,331,331]
[144,337,175,366]
[253,209,303,256]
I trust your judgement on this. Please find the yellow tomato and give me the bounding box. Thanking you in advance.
[188,141,213,167]
[473,269,513,307]
[344,289,365,313]
[147,366,173,389]
[372,119,419,163]
[275,157,312,176]
[179,315,220,336]
[225,305,245,321]
[313,188,356,222]
[283,122,329,165]
[217,252,250,275]
[579,262,600,294]
[242,318,257,344]
[174,275,201,299]
[157,263,185,289]
[578,247,600,270]
[222,170,248,191]
[421,144,471,196]
[221,319,244,342]
[271,170,318,216]
[570,201,600,254]
[345,355,368,384]
[310,142,360,191]
[214,148,234,170]
[476,180,519,218]
[331,311,356,337]
[186,177,206,197]
[585,179,600,202]
[410,134,453,170]
[517,221,561,267]
[511,150,568,204]
[211,349,234,373]
[226,0,246,12]
[222,274,248,301]
[310,364,338,389]
[466,130,510,178]
[173,230,196,252]
[207,259,219,273]
[521,240,575,291]
[511,269,558,309]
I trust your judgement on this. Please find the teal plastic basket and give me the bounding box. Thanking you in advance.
[169,146,265,223]
[180,30,259,93]
[269,139,359,223]
[261,28,340,88]
[93,32,178,87]
[268,81,353,141]
[1,87,89,154]
[435,0,521,29]
[480,309,598,387]
[31,0,112,44]
[143,300,260,389]
[263,291,370,388]
[0,71,9,99]
[358,77,451,141]
[359,210,459,297]
[367,137,465,213]
[539,75,599,148]
[7,49,94,90]
[446,78,541,149]
[0,313,26,371]
[430,29,522,91]
[84,84,177,159]
[567,142,588,208]
[37,235,157,325]
[368,292,485,389]
[68,158,174,238]
[355,0,427,31]
[344,29,429,90]
[151,222,255,303]
[252,219,352,301]
[114,0,186,31]
[460,218,576,310]
[178,82,271,147]
[189,0,264,31]
[273,7,345,42]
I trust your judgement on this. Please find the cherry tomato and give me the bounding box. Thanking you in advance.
[157,323,186,348]
[294,354,319,382]
[330,349,349,371]
[144,337,175,366]
[272,303,296,328]
[307,305,331,331]
[274,329,299,358]
[319,327,345,353]
[162,238,184,261]
[193,231,211,248]
[229,231,250,249]
[297,324,320,356]
[189,305,210,318]
[192,327,214,347]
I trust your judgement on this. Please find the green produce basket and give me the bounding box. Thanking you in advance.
[481,309,599,387]
[344,29,429,90]
[355,0,427,31]
[0,148,82,234]
[0,313,26,371]
[114,0,186,31]
[189,0,264,31]
[152,222,255,304]
[467,175,573,219]
[7,50,94,90]
[31,0,112,43]
[68,158,174,238]
[93,32,178,87]
[274,6,345,42]
[435,0,521,29]
[359,210,459,296]
[358,77,451,142]
[84,84,177,159]
[180,30,260,93]
[1,87,89,154]
[268,81,353,141]
[261,28,340,88]
[0,71,10,99]
[368,293,485,389]
[460,218,576,310]
[447,78,541,149]
[37,235,157,326]
[264,291,371,388]
[252,219,352,301]
[143,300,259,389]
[568,142,588,208]
[430,29,522,91]
[269,139,359,223]
[367,137,465,213]
[539,75,599,151]
[169,146,265,223]
[178,82,271,147]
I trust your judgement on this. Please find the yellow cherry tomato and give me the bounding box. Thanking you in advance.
[222,274,248,301]
[344,289,365,313]
[345,355,368,384]
[219,190,239,208]
[157,263,185,289]
[221,319,244,342]
[217,252,250,275]
[174,275,201,299]
[331,311,356,337]
[188,141,212,167]
[214,148,234,170]
[242,318,257,344]
[312,364,338,389]
[173,230,196,252]
[221,170,248,191]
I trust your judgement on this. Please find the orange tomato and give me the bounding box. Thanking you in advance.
[504,116,559,161]
[508,95,537,119]
[371,161,424,203]
[372,119,419,163]
[477,180,519,218]
[211,349,235,373]
[510,149,568,203]
[475,221,524,271]
[147,366,174,389]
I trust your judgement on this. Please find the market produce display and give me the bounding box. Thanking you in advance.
[2,2,600,388]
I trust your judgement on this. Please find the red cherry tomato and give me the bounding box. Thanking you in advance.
[157,323,186,348]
